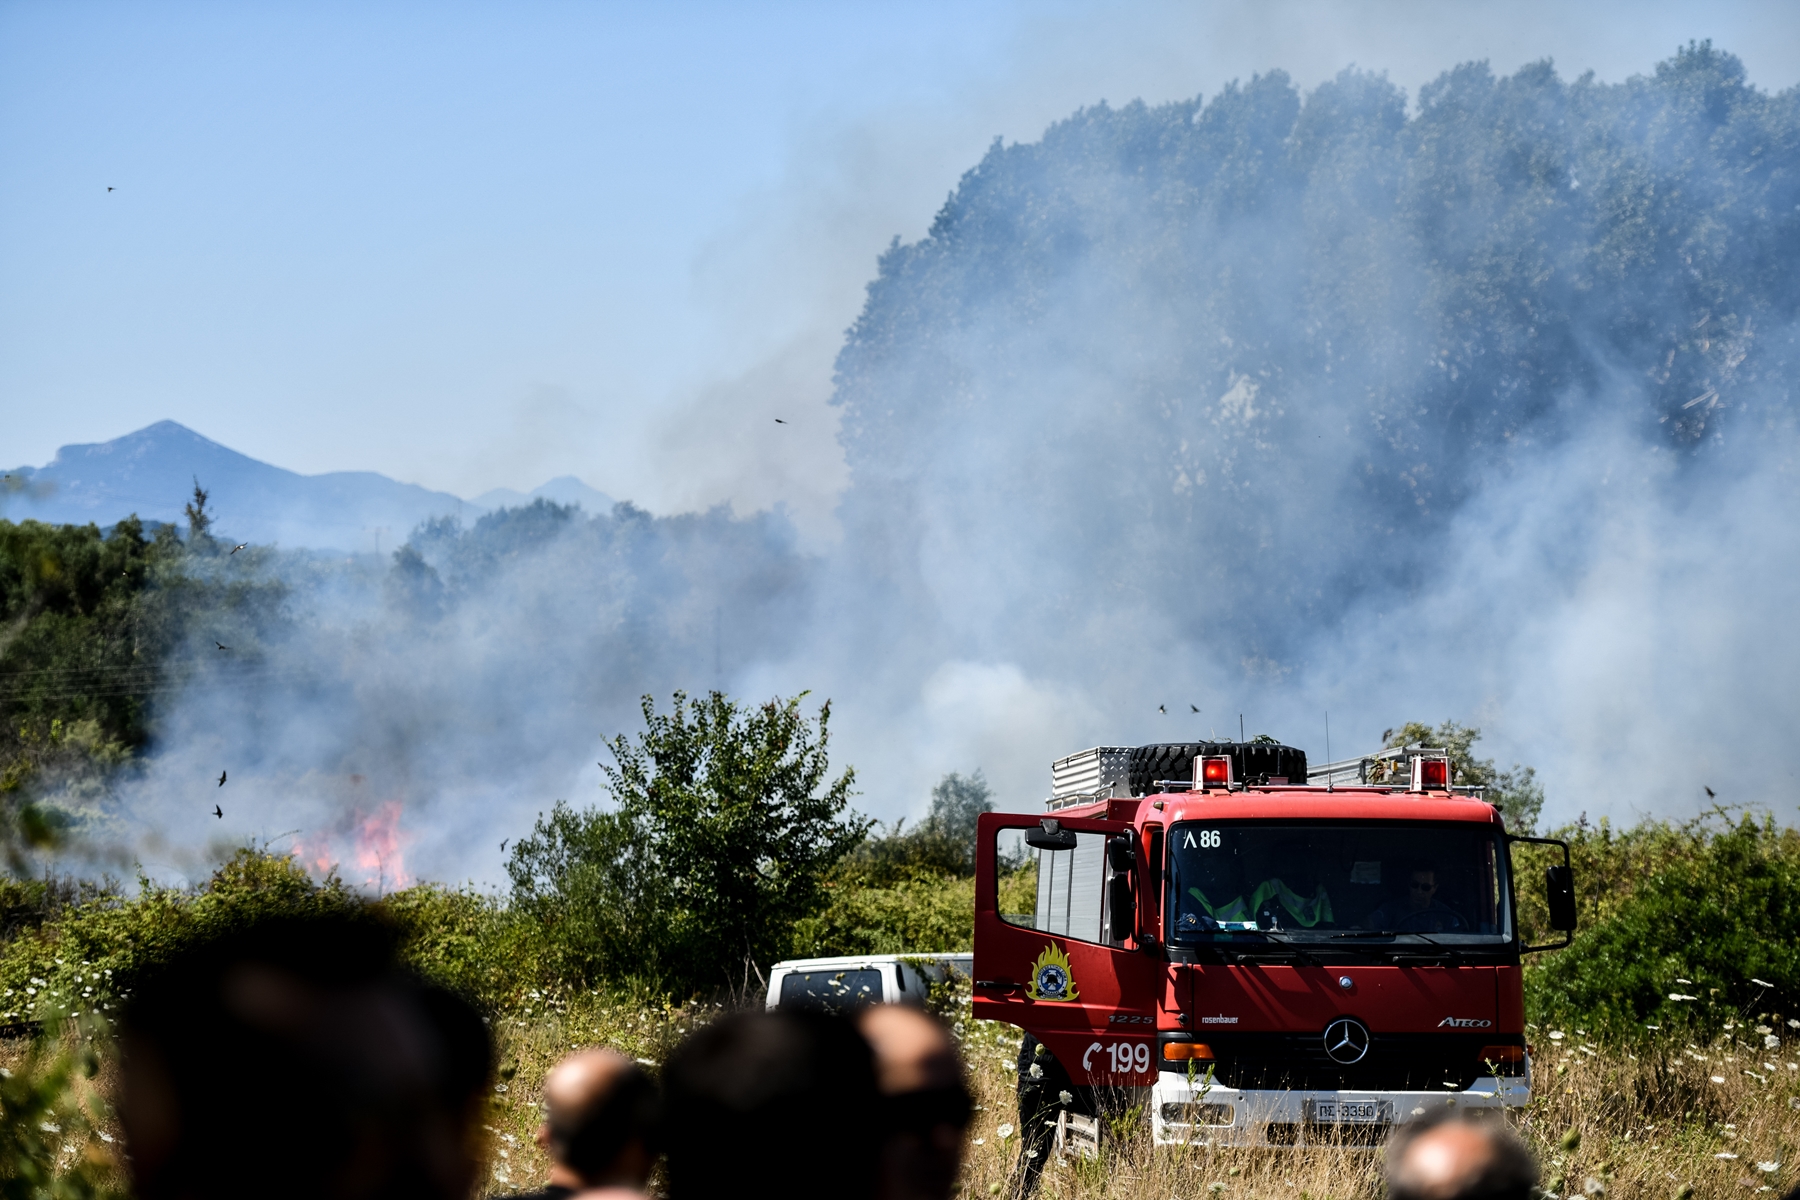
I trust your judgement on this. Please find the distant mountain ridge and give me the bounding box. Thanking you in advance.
[2,421,613,552]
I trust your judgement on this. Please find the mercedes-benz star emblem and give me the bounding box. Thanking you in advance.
[1323,1018,1371,1064]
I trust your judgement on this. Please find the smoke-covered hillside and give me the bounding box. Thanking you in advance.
[814,43,1800,818]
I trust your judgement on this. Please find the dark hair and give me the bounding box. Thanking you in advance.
[118,911,491,1200]
[548,1060,659,1177]
[660,1010,881,1200]
[1387,1109,1538,1200]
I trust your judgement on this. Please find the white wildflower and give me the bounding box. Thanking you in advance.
[1028,1062,1043,1079]
[39,1122,60,1133]
[98,1131,113,1143]
[972,1138,985,1146]
[1676,978,1693,984]
[1716,1153,1739,1160]
[1766,1035,1781,1050]
[1756,1025,1774,1035]
[1583,1177,1606,1196]
[1059,1090,1074,1105]
[1669,994,1699,1002]
[1758,1163,1781,1174]
[1711,1075,1727,1084]
[1549,1031,1566,1041]
[996,1123,1015,1139]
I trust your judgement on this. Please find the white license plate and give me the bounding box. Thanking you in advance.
[1306,1099,1391,1125]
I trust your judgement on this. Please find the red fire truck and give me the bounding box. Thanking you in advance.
[971,740,1576,1151]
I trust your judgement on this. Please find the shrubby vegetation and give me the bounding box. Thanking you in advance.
[1520,810,1800,1035]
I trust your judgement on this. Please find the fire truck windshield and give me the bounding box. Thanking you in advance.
[1165,821,1512,943]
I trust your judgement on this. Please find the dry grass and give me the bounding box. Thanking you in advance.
[478,997,1800,1200]
[951,1017,1800,1200]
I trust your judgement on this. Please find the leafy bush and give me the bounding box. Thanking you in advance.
[0,851,360,1028]
[1523,811,1800,1034]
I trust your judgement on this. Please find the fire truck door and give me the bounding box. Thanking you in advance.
[974,812,1162,1090]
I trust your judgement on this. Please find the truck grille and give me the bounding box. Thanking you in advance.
[1179,1033,1519,1092]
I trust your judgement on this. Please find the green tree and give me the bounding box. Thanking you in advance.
[508,690,866,997]
[182,477,213,545]
[1383,721,1544,833]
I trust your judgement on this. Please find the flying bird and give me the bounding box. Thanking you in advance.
[500,839,508,853]
[774,418,787,424]
[230,543,247,555]
[217,770,227,787]
[107,187,115,193]
[214,641,229,650]
[1705,786,1716,798]
[1190,704,1200,713]
[213,805,223,819]
[1158,704,1167,714]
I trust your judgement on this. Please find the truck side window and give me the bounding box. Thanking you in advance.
[994,827,1110,943]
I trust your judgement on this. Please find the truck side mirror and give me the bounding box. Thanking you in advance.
[1545,864,1577,932]
[1025,818,1078,852]
[1106,833,1135,872]
[1108,872,1134,943]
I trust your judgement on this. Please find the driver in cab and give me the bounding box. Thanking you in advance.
[1362,866,1463,933]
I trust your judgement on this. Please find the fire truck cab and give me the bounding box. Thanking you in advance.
[971,741,1576,1149]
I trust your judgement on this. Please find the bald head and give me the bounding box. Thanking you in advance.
[545,1049,636,1123]
[1387,1112,1537,1200]
[534,1049,656,1190]
[857,1005,959,1095]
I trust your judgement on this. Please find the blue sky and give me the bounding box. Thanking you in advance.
[6,0,1799,541]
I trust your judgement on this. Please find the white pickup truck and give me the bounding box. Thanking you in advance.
[765,954,973,1013]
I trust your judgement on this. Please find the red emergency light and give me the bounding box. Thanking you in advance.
[1411,754,1451,791]
[1198,756,1233,786]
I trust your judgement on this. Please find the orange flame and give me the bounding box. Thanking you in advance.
[290,801,413,893]
[354,802,412,892]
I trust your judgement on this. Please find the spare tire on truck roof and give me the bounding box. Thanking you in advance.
[1126,741,1309,794]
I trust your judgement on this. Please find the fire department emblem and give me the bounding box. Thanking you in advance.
[1027,944,1079,1002]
